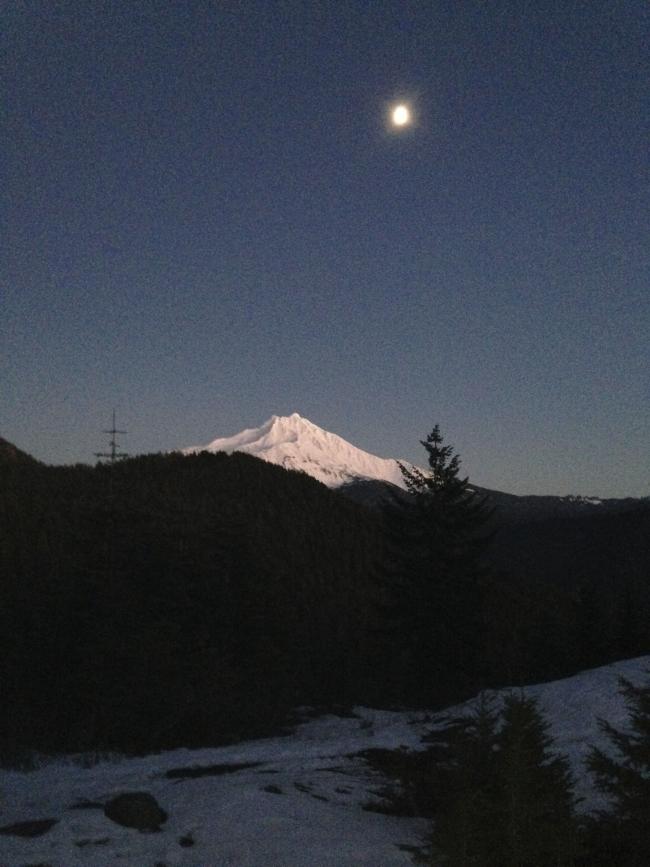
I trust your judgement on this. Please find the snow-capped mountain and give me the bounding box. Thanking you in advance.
[183,412,417,489]
[182,414,648,512]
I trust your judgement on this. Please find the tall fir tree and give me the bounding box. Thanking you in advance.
[585,673,650,866]
[393,425,494,705]
[497,693,579,866]
[427,694,502,866]
[426,692,578,866]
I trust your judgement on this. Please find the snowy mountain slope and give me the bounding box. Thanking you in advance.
[183,412,417,489]
[2,656,648,867]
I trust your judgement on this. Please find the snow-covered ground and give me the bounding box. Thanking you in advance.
[1,656,648,867]
[182,412,418,489]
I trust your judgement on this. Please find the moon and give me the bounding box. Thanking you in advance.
[391,104,411,127]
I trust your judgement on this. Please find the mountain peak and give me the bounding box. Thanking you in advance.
[184,414,414,489]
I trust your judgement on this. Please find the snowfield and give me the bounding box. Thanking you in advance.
[182,412,418,489]
[1,656,648,867]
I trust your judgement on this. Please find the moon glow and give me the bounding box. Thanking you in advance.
[391,104,411,127]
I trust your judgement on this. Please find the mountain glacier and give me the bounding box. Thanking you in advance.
[183,412,417,489]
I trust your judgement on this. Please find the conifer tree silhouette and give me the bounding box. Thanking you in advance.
[394,425,493,704]
[586,673,650,865]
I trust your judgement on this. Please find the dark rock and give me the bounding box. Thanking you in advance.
[103,792,167,831]
[0,818,58,837]
[263,784,283,794]
[178,833,195,847]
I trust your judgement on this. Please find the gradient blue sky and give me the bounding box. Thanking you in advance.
[4,1,649,496]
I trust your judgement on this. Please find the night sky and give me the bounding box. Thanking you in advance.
[4,1,649,496]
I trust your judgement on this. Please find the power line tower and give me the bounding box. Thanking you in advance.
[95,410,129,463]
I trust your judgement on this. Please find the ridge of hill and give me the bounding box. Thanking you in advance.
[0,436,38,465]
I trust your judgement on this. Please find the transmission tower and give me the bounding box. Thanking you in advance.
[95,410,129,463]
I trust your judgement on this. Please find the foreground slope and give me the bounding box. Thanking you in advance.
[2,656,647,867]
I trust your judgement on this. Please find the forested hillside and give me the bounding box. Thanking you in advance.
[0,451,383,757]
[486,504,650,680]
[1,440,648,762]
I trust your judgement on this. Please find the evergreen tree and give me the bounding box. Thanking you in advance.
[393,425,493,705]
[427,693,578,866]
[497,693,579,866]
[427,694,502,866]
[585,673,650,865]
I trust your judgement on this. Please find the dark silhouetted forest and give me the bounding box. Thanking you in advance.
[1,439,648,761]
